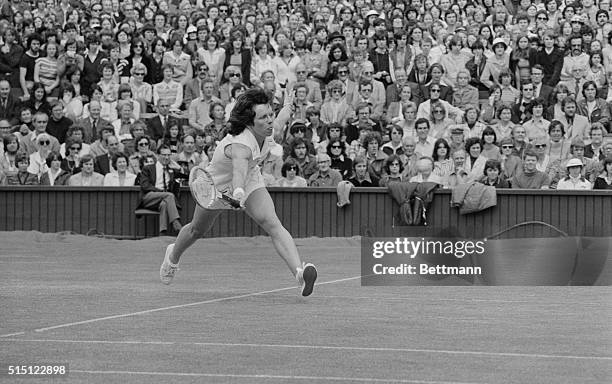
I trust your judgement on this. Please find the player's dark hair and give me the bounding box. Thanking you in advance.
[227,88,271,136]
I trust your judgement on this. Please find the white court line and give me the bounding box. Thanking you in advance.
[267,294,609,306]
[69,369,480,383]
[3,338,611,361]
[0,275,362,338]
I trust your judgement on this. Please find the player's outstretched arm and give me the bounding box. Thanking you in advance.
[230,143,252,203]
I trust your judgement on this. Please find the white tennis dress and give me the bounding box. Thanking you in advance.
[206,128,275,198]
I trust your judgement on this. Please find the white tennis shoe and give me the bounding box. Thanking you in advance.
[160,244,179,285]
[296,262,318,297]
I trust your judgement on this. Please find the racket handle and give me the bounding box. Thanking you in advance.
[221,194,242,209]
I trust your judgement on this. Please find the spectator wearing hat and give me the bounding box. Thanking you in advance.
[308,153,343,187]
[557,157,592,189]
[569,14,585,34]
[561,137,599,181]
[480,38,510,91]
[447,126,467,154]
[511,149,551,189]
[327,31,345,47]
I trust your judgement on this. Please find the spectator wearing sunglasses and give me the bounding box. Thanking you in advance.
[219,65,245,105]
[128,63,152,113]
[277,158,308,188]
[498,137,522,182]
[27,132,55,179]
[416,83,463,123]
[21,112,60,155]
[184,62,211,109]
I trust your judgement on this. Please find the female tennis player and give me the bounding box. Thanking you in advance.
[159,88,318,296]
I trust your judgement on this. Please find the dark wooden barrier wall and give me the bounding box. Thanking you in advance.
[1,187,612,239]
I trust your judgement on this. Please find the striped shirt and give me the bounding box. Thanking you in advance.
[36,57,58,88]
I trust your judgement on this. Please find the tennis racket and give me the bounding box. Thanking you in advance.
[189,165,242,210]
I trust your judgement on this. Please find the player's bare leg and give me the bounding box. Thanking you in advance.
[160,206,221,284]
[244,188,317,296]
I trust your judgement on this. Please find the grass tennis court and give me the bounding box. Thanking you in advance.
[1,231,611,383]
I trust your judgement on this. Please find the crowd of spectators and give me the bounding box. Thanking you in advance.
[2,0,612,191]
